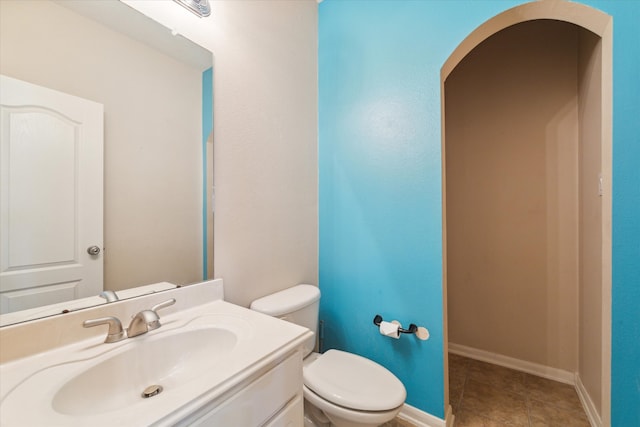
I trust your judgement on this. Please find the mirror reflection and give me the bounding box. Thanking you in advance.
[0,0,214,326]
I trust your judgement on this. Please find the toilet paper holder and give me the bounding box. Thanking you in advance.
[373,314,417,335]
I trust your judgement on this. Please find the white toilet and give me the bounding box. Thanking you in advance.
[250,284,406,427]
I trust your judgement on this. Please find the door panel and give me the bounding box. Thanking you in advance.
[0,75,103,314]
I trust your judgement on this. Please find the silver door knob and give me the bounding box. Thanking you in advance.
[87,245,101,256]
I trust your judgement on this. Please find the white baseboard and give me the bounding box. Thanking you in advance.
[448,342,575,385]
[398,403,451,427]
[575,373,602,427]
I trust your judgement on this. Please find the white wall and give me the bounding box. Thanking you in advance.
[124,0,319,306]
[210,1,318,306]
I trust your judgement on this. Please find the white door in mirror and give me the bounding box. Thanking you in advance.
[0,75,104,314]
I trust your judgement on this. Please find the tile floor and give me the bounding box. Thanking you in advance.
[383,354,590,427]
[449,353,590,427]
[381,418,417,427]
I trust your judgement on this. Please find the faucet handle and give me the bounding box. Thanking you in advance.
[127,299,176,338]
[146,298,176,331]
[83,316,126,343]
[151,298,176,314]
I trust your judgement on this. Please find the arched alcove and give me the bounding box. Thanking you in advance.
[441,2,611,424]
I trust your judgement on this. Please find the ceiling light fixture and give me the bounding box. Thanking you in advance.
[173,0,211,18]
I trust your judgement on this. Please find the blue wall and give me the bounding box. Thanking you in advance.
[591,1,640,424]
[202,67,213,280]
[318,0,639,422]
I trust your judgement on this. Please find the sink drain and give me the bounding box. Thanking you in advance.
[141,384,163,398]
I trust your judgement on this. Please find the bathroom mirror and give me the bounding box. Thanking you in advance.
[0,0,214,326]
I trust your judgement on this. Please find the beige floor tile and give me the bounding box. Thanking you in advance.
[467,359,527,396]
[528,398,591,427]
[454,409,511,427]
[394,418,418,427]
[447,355,590,427]
[461,379,529,426]
[381,418,417,427]
[449,362,467,411]
[525,374,584,412]
[450,370,466,390]
[450,380,465,412]
[449,353,470,378]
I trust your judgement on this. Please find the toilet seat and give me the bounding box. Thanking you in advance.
[303,349,406,411]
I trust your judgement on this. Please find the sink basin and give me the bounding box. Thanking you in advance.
[52,327,237,416]
[0,297,310,427]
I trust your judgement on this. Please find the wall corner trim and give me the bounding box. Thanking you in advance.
[445,405,455,427]
[576,373,603,427]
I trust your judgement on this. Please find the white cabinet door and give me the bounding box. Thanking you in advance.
[263,395,303,427]
[181,352,303,427]
[0,75,103,313]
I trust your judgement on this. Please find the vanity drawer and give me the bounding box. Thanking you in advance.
[186,351,303,427]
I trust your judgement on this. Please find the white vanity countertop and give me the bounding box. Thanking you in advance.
[0,282,177,327]
[0,295,312,426]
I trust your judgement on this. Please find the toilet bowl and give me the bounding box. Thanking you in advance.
[302,350,405,427]
[250,285,406,427]
[304,385,403,427]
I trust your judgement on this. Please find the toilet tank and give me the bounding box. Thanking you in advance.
[250,284,320,356]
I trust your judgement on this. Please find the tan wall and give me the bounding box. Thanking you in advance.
[0,0,205,290]
[445,21,581,371]
[578,30,603,414]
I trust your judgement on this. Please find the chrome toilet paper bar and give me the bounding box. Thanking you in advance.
[373,314,417,335]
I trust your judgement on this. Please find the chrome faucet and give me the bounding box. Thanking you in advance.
[83,316,126,343]
[99,290,119,303]
[83,298,176,343]
[127,299,176,338]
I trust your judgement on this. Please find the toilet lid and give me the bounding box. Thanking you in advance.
[303,350,406,411]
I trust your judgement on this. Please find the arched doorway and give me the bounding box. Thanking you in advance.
[441,2,612,425]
